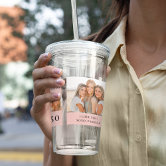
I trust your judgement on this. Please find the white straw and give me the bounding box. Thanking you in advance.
[71,0,79,40]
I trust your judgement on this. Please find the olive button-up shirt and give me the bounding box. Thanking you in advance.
[77,16,166,166]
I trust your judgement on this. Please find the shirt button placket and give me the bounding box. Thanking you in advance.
[135,88,141,95]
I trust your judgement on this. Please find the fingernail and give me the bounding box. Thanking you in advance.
[54,68,62,75]
[56,78,64,85]
[53,93,61,98]
[42,53,49,58]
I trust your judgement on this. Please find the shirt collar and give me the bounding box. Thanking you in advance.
[103,16,128,65]
[146,60,166,73]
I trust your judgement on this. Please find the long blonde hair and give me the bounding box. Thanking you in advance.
[86,79,96,97]
[75,83,87,97]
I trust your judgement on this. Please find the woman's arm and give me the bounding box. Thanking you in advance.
[76,103,85,112]
[96,104,103,115]
[43,136,74,166]
[91,97,97,114]
[31,53,72,166]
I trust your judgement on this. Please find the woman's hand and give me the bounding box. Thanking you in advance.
[30,53,65,140]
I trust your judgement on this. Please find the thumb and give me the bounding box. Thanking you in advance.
[106,66,111,77]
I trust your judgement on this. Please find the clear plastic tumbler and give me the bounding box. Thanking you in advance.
[46,40,109,155]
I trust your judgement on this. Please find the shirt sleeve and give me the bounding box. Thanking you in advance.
[98,100,104,106]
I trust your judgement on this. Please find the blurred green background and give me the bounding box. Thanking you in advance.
[0,0,111,165]
[0,0,111,112]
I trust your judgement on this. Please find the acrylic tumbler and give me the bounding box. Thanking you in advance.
[46,40,110,155]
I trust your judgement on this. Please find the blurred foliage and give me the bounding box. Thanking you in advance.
[0,8,26,61]
[0,9,28,100]
[0,0,112,101]
[21,0,111,77]
[0,64,29,100]
[0,65,7,88]
[0,0,112,102]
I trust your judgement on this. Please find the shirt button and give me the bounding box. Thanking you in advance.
[135,134,142,142]
[135,88,140,95]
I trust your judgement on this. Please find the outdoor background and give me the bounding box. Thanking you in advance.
[0,0,111,165]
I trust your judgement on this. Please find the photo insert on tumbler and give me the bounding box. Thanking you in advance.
[67,77,105,116]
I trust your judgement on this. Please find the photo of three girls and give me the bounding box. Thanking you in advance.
[70,79,104,116]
